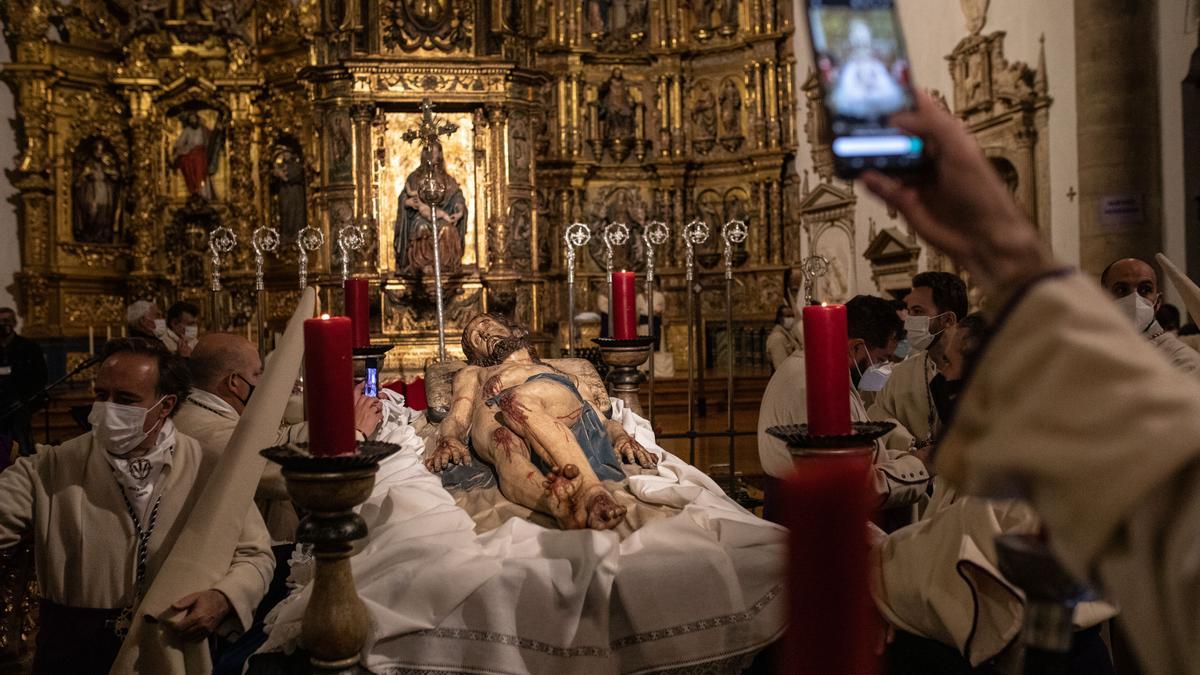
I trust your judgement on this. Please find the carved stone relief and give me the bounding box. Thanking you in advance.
[381,0,474,53]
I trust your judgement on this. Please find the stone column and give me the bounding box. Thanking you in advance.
[1075,0,1162,274]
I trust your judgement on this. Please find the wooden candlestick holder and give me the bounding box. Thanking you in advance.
[260,441,401,674]
[593,336,654,416]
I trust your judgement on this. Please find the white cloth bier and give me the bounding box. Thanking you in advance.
[261,400,787,674]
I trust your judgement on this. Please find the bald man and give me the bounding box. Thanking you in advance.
[173,333,382,542]
[1101,258,1200,378]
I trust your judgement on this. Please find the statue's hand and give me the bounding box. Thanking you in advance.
[482,374,506,401]
[425,436,471,473]
[614,434,657,469]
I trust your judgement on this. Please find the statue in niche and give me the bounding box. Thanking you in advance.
[329,113,353,181]
[72,138,120,244]
[172,110,225,200]
[394,138,468,276]
[423,313,657,530]
[689,0,716,36]
[691,83,717,141]
[598,67,636,144]
[718,0,738,32]
[270,144,307,239]
[719,79,742,137]
[586,0,647,39]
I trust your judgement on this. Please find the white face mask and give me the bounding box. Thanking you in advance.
[782,317,795,330]
[88,397,167,456]
[1115,293,1157,333]
[858,360,893,392]
[183,325,198,340]
[904,313,949,352]
[153,318,168,337]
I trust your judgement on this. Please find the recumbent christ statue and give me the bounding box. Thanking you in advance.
[424,313,658,530]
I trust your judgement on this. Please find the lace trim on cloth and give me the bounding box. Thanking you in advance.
[411,583,778,657]
[377,651,760,675]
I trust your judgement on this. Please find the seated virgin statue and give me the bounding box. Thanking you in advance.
[423,313,657,530]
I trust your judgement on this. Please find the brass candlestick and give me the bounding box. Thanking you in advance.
[593,336,654,416]
[260,441,401,675]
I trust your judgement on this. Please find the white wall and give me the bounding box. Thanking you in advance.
[0,38,19,315]
[1157,4,1196,313]
[792,0,1080,297]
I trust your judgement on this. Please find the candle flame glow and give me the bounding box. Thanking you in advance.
[321,313,331,320]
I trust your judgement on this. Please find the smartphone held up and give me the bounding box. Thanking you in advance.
[806,0,927,179]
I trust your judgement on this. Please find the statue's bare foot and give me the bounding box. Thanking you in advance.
[543,464,583,528]
[580,484,627,530]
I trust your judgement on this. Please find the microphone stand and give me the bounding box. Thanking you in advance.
[0,355,103,449]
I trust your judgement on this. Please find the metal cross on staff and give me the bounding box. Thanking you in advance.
[802,255,830,305]
[603,222,630,336]
[403,97,458,362]
[563,222,592,357]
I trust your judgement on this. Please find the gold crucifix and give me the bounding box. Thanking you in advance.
[401,98,458,147]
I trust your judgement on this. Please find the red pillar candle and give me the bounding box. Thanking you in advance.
[303,315,357,456]
[802,303,852,435]
[344,278,371,349]
[782,452,877,675]
[612,270,638,340]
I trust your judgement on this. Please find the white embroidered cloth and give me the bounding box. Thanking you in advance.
[261,400,786,674]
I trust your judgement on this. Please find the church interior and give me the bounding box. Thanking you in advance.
[0,0,1197,673]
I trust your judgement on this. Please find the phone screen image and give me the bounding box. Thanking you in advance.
[365,366,378,398]
[808,0,924,176]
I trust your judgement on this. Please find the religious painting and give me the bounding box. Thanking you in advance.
[268,139,307,241]
[71,137,122,244]
[586,0,649,47]
[328,111,354,182]
[378,111,477,275]
[585,186,647,271]
[811,224,854,303]
[169,108,227,200]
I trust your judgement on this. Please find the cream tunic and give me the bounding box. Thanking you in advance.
[173,389,305,543]
[938,272,1200,675]
[756,351,930,510]
[866,351,938,449]
[0,430,273,631]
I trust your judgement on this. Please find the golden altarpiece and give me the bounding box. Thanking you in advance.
[0,0,799,375]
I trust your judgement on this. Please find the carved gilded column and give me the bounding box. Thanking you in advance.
[765,58,779,148]
[744,62,760,150]
[769,180,783,265]
[350,103,378,274]
[671,76,684,159]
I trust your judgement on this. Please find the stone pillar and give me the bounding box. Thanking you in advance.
[1183,35,1200,284]
[1075,0,1162,274]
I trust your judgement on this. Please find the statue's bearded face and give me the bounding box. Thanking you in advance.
[463,314,534,367]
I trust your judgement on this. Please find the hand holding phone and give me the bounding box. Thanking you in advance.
[806,0,927,178]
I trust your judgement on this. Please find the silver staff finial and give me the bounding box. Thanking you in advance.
[251,226,281,291]
[296,225,326,289]
[721,219,748,281]
[801,254,830,305]
[208,226,237,292]
[337,224,366,282]
[682,219,709,283]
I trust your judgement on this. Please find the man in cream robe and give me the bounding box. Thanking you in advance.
[870,316,1116,672]
[757,295,930,521]
[0,338,273,674]
[765,304,803,370]
[174,333,383,542]
[868,271,968,448]
[862,88,1196,675]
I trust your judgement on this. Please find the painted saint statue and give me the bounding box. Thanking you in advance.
[172,110,225,200]
[394,138,468,276]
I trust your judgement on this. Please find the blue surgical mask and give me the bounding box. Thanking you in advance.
[893,338,912,360]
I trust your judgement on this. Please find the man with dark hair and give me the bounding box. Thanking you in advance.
[0,337,273,674]
[1101,257,1200,377]
[163,300,200,357]
[868,271,969,450]
[757,295,930,521]
[0,307,47,464]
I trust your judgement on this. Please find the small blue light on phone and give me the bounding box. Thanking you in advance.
[832,135,923,158]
